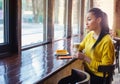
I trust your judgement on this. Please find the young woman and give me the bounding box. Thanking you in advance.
[58,8,115,84]
[76,8,115,84]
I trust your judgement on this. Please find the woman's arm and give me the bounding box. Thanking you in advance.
[75,52,91,64]
[76,38,115,70]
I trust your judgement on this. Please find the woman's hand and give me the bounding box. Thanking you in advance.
[75,52,85,60]
[75,51,91,64]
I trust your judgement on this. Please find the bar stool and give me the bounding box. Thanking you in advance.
[58,69,90,84]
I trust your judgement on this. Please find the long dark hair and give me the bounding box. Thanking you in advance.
[88,8,110,49]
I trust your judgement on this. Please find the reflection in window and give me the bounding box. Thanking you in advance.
[54,0,65,40]
[22,0,44,46]
[0,0,4,43]
[21,46,46,83]
[0,65,6,84]
[72,0,80,35]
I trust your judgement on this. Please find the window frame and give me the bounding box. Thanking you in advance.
[0,0,10,55]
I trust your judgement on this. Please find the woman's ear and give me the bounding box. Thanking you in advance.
[97,17,102,24]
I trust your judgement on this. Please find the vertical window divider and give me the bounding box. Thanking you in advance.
[89,0,93,9]
[43,0,47,42]
[47,0,54,42]
[4,0,9,43]
[67,0,72,38]
[77,0,81,36]
[80,0,85,41]
[17,0,21,54]
[64,0,68,38]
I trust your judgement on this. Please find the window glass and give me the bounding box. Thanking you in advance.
[22,0,44,46]
[84,0,90,34]
[72,0,80,35]
[0,0,4,43]
[54,0,65,40]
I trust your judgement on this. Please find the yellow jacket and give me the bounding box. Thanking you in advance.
[78,31,115,77]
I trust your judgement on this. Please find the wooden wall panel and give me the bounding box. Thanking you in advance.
[37,59,84,84]
[113,0,120,37]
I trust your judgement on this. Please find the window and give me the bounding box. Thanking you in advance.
[84,0,90,34]
[1,0,112,54]
[72,0,80,35]
[22,0,44,47]
[54,0,66,40]
[0,0,4,43]
[0,0,10,55]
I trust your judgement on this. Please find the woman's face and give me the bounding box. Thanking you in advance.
[86,12,100,31]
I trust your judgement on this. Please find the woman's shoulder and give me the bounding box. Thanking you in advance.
[104,34,112,39]
[103,34,113,43]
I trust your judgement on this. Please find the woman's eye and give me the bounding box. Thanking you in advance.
[88,18,91,21]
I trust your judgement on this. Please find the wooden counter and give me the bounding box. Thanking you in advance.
[0,37,82,84]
